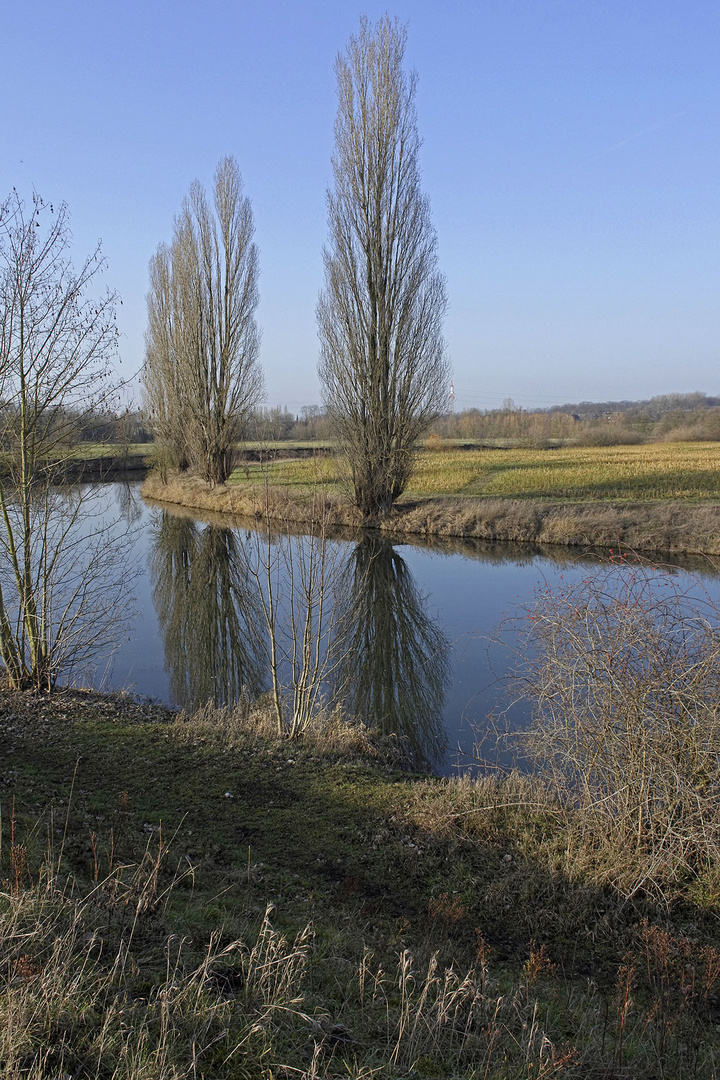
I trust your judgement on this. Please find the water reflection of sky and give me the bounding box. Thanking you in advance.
[91,483,720,777]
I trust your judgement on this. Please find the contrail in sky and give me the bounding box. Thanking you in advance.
[589,107,690,162]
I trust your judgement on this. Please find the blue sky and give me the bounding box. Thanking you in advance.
[2,1,719,412]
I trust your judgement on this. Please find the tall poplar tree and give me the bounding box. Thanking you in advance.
[318,17,449,521]
[144,157,262,486]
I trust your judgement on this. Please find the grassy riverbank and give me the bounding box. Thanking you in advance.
[3,688,720,1077]
[142,440,720,555]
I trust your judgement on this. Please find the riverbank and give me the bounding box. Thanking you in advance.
[2,686,720,1075]
[142,472,720,555]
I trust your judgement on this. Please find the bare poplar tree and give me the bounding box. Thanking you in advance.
[318,16,450,521]
[0,191,131,691]
[143,244,192,473]
[143,156,263,486]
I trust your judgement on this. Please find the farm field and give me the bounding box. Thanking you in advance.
[228,441,720,502]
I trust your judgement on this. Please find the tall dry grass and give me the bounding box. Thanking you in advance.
[0,823,586,1078]
[142,472,359,529]
[172,696,386,759]
[0,834,313,1078]
[390,498,720,555]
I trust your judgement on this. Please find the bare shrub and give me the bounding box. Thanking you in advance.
[424,433,449,452]
[656,413,720,441]
[572,426,644,447]
[517,555,720,895]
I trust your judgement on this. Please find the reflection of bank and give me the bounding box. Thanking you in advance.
[335,536,450,769]
[149,513,265,711]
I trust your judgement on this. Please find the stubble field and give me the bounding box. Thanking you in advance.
[228,441,720,502]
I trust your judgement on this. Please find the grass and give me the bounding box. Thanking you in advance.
[68,443,155,460]
[39,440,720,503]
[223,443,720,503]
[408,442,720,500]
[229,454,341,491]
[3,688,720,1076]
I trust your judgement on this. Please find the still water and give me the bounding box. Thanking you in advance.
[89,483,720,776]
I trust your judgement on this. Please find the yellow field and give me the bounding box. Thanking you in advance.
[229,442,720,502]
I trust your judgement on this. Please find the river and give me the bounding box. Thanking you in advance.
[80,482,720,776]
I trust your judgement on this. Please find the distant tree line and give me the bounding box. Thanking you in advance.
[36,389,720,452]
[246,391,720,446]
[429,392,720,446]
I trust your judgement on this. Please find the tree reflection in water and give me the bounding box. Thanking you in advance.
[335,535,450,769]
[150,517,450,763]
[149,513,265,710]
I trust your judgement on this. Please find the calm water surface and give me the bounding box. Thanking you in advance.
[89,483,720,775]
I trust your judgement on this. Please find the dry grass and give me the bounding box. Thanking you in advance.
[142,472,360,529]
[0,847,313,1078]
[172,697,395,761]
[4,688,720,1075]
[408,442,720,500]
[387,497,720,556]
[0,822,581,1078]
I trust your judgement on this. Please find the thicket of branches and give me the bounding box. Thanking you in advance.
[516,557,720,895]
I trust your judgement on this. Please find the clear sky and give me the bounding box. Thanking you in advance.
[2,1,719,412]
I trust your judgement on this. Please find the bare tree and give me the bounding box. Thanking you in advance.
[0,190,131,691]
[318,16,450,521]
[142,244,191,474]
[143,156,263,486]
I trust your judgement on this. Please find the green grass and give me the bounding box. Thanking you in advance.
[69,442,155,459]
[3,689,720,1076]
[224,442,720,503]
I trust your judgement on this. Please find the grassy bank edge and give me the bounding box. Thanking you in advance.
[3,687,720,1077]
[141,473,720,556]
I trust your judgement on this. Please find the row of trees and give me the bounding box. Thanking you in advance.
[143,16,449,520]
[432,399,720,446]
